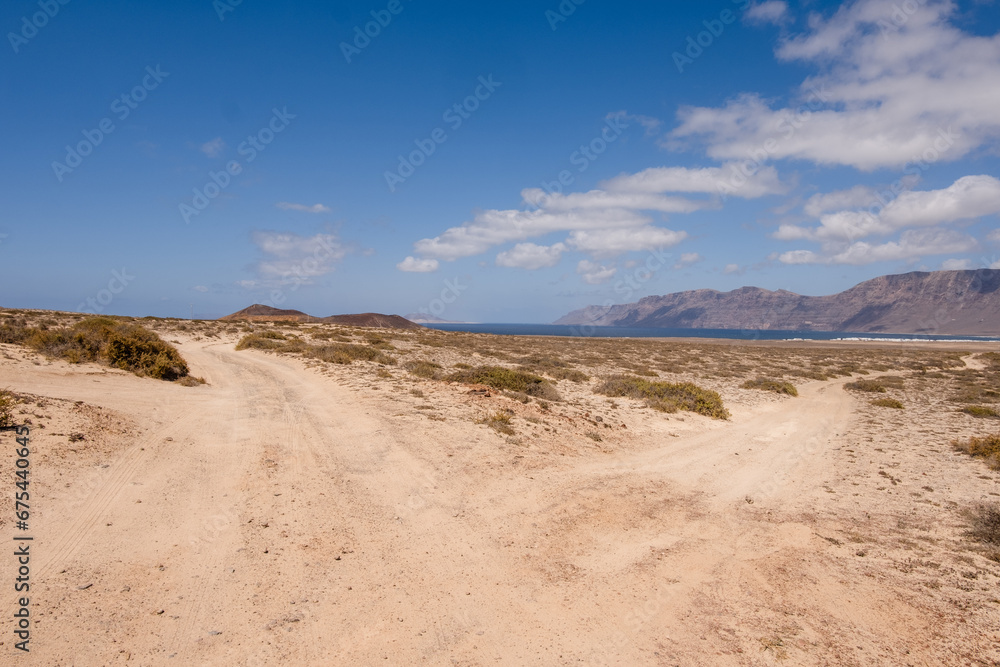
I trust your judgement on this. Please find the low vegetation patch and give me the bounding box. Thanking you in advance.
[480,411,514,435]
[235,334,395,366]
[26,317,189,380]
[404,359,442,379]
[844,379,887,393]
[445,365,560,401]
[871,397,904,409]
[741,378,798,396]
[967,503,1000,545]
[595,375,729,420]
[953,433,1000,469]
[962,405,1000,419]
[0,390,17,428]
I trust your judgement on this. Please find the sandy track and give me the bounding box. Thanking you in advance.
[3,339,998,665]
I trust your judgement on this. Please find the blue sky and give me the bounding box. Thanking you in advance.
[2,0,1000,322]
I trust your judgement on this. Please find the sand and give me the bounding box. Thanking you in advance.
[1,331,999,666]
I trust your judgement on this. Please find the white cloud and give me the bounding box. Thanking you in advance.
[276,202,331,214]
[781,175,1000,245]
[193,285,209,293]
[396,256,440,273]
[496,242,565,270]
[723,263,744,275]
[674,252,702,269]
[672,0,1000,170]
[607,110,661,137]
[577,260,617,285]
[407,163,783,270]
[236,279,258,289]
[200,137,225,158]
[803,184,880,218]
[941,258,973,270]
[988,229,1000,244]
[779,227,977,265]
[251,231,347,284]
[746,1,789,25]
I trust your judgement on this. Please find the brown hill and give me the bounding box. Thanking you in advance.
[219,304,313,322]
[219,305,422,329]
[553,270,1000,336]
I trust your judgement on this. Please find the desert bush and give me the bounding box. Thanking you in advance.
[595,375,729,420]
[962,405,1000,419]
[0,390,17,428]
[546,367,590,383]
[235,334,286,351]
[305,343,395,366]
[405,359,442,379]
[26,318,189,380]
[480,411,514,435]
[741,378,798,396]
[967,503,1000,545]
[871,398,904,409]
[844,379,886,393]
[953,433,1000,469]
[445,365,560,401]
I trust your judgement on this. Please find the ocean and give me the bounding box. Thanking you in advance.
[422,323,1000,343]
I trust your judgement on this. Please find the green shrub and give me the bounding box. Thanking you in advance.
[595,375,729,420]
[305,343,395,366]
[741,378,798,396]
[445,365,560,401]
[871,398,904,409]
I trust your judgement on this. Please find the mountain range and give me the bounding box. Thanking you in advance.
[553,270,1000,336]
[220,305,422,329]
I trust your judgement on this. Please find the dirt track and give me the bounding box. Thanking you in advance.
[2,337,999,665]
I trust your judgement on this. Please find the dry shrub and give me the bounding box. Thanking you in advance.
[871,398,904,409]
[741,378,798,396]
[445,365,560,401]
[595,375,729,420]
[0,390,17,428]
[967,503,1000,545]
[953,433,1000,469]
[405,359,442,379]
[962,405,999,419]
[480,411,514,435]
[27,317,189,380]
[844,379,886,393]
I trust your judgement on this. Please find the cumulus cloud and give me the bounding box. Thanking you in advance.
[276,202,331,213]
[406,163,785,272]
[779,227,977,265]
[673,252,702,269]
[746,1,789,25]
[496,242,566,270]
[200,137,225,158]
[577,260,617,285]
[397,256,440,273]
[673,0,1000,170]
[251,231,347,284]
[779,175,1000,244]
[941,258,973,270]
[723,263,744,275]
[193,285,209,293]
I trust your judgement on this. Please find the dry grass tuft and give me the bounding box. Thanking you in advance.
[871,397,904,409]
[962,405,1000,419]
[967,503,1000,545]
[480,411,515,435]
[953,432,1000,469]
[0,390,17,429]
[595,375,729,420]
[445,366,560,401]
[844,379,887,393]
[741,378,798,396]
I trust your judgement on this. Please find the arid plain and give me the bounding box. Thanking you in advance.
[1,309,999,666]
